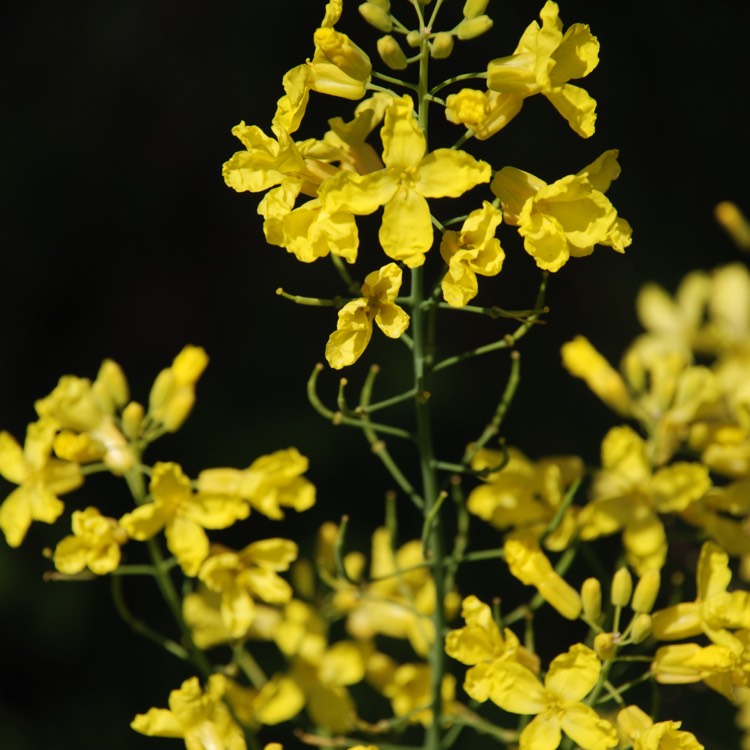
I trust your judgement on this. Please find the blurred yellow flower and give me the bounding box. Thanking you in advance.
[0,420,82,547]
[131,675,246,750]
[53,506,126,575]
[197,447,315,520]
[120,462,249,576]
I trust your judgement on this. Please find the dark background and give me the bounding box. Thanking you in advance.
[1,1,748,748]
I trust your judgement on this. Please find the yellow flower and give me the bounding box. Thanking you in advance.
[325,262,409,369]
[475,643,617,750]
[35,362,134,474]
[487,0,600,137]
[440,201,505,307]
[320,95,492,268]
[444,88,523,140]
[131,675,246,750]
[466,446,582,551]
[504,535,582,619]
[651,541,750,642]
[333,527,449,657]
[120,462,250,576]
[53,507,127,575]
[198,539,298,638]
[0,420,82,547]
[148,345,208,432]
[561,336,631,417]
[579,425,712,574]
[651,629,750,701]
[197,448,315,520]
[445,595,540,701]
[380,662,457,727]
[272,600,367,733]
[491,150,632,272]
[617,705,704,750]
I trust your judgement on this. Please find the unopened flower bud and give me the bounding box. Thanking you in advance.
[377,35,408,70]
[358,2,393,33]
[406,30,421,48]
[632,570,661,613]
[455,15,493,41]
[630,613,652,644]
[581,578,602,621]
[611,567,633,607]
[594,632,617,661]
[121,400,144,440]
[430,32,454,59]
[463,0,489,18]
[94,359,129,411]
[314,28,372,81]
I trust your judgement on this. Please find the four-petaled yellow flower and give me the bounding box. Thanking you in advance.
[325,263,409,369]
[472,643,617,750]
[120,461,249,576]
[487,0,600,137]
[440,201,505,307]
[197,448,315,520]
[579,425,712,575]
[198,539,298,638]
[321,95,492,268]
[0,420,83,547]
[617,705,704,750]
[131,675,246,750]
[53,506,127,575]
[492,149,632,272]
[444,88,523,140]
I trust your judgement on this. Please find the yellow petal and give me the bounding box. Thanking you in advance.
[545,644,600,702]
[381,95,424,169]
[519,712,561,750]
[416,148,492,199]
[560,702,618,750]
[326,298,373,369]
[380,187,433,267]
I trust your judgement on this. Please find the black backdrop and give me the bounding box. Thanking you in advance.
[1,1,748,748]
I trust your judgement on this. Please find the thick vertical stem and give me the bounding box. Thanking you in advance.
[413,20,445,749]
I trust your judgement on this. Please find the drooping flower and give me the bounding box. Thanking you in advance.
[325,263,409,369]
[651,541,750,642]
[440,201,505,307]
[321,95,492,268]
[504,535,582,619]
[131,675,246,750]
[53,506,127,575]
[617,705,704,750]
[120,462,249,576]
[471,643,617,750]
[487,0,600,137]
[0,420,82,547]
[491,150,631,272]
